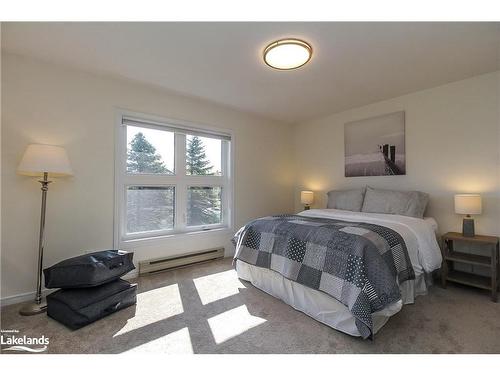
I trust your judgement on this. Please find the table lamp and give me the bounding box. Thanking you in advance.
[17,144,73,315]
[454,194,482,237]
[301,191,314,210]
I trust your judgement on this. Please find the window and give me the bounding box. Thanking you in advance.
[127,126,174,174]
[116,114,232,242]
[126,186,175,234]
[186,135,222,176]
[187,186,222,227]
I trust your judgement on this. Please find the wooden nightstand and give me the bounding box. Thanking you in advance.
[441,232,499,302]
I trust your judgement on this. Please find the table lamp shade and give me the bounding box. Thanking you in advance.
[17,144,73,177]
[301,191,314,205]
[455,194,482,215]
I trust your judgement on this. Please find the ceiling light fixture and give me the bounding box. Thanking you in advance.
[263,38,312,70]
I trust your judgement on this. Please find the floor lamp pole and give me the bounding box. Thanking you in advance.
[19,172,51,316]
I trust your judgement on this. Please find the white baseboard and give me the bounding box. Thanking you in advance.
[0,289,51,307]
[121,269,139,280]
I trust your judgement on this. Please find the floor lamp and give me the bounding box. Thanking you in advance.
[17,144,73,316]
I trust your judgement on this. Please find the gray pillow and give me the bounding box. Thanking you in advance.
[326,188,366,212]
[361,186,429,218]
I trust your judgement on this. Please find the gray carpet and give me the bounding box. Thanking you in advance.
[2,258,499,354]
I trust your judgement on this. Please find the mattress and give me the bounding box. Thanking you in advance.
[235,209,441,336]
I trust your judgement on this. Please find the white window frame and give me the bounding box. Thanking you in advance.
[114,110,233,247]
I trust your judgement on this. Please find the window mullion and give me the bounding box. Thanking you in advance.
[183,176,223,185]
[175,133,187,231]
[221,140,230,228]
[176,182,187,231]
[221,140,229,177]
[123,174,177,186]
[175,132,186,176]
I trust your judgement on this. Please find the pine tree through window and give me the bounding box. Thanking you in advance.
[126,186,175,233]
[186,135,223,226]
[187,186,222,226]
[116,114,232,242]
[186,135,222,176]
[126,126,174,174]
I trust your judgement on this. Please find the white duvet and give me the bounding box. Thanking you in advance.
[297,209,442,276]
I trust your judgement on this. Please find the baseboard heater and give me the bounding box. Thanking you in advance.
[139,248,225,275]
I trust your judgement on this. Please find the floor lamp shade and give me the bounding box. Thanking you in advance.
[17,144,72,316]
[18,144,73,176]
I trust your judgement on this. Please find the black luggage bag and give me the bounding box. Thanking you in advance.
[46,279,137,330]
[44,250,135,288]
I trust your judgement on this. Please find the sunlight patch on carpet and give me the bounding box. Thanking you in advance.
[122,327,193,354]
[193,269,246,305]
[207,305,266,344]
[113,283,184,337]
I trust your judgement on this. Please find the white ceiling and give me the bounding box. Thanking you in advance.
[2,22,499,123]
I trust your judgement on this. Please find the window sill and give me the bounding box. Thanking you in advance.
[119,226,234,248]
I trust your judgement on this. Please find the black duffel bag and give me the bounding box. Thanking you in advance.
[47,279,137,330]
[44,250,135,288]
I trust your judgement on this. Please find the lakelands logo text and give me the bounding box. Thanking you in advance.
[1,329,49,353]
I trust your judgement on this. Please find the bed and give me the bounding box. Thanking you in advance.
[232,188,442,339]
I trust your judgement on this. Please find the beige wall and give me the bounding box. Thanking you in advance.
[2,52,499,303]
[1,53,295,301]
[294,72,500,237]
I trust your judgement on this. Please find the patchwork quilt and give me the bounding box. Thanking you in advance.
[233,214,415,339]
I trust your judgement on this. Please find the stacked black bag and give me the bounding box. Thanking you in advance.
[44,250,137,330]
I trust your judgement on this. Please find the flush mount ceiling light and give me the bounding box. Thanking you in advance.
[263,38,312,70]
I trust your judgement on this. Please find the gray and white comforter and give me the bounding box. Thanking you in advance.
[233,214,415,339]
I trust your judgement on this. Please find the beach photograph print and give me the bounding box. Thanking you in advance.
[345,111,406,177]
